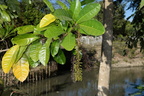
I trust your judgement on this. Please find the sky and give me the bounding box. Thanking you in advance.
[97,0,135,22]
[124,2,135,22]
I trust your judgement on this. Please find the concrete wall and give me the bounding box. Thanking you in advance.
[80,36,102,47]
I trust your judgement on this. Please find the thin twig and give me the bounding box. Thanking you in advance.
[0,49,9,53]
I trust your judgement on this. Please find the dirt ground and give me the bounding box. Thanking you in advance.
[81,40,144,68]
[112,41,144,67]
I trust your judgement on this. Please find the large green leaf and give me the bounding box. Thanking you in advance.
[51,40,60,57]
[54,49,66,65]
[70,0,81,20]
[44,25,65,38]
[79,20,105,36]
[39,39,51,66]
[13,55,29,82]
[54,9,72,21]
[57,1,68,10]
[2,45,19,73]
[14,25,35,34]
[61,33,76,51]
[76,3,101,23]
[29,40,42,62]
[25,46,40,68]
[15,46,27,63]
[12,33,40,46]
[68,0,72,4]
[40,14,56,28]
[81,0,95,5]
[34,24,49,35]
[43,0,54,12]
[27,56,39,68]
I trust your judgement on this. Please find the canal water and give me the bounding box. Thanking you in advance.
[3,67,144,96]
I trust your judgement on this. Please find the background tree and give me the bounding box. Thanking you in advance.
[126,0,144,51]
[0,0,46,60]
[97,0,128,40]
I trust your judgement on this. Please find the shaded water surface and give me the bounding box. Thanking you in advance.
[15,67,144,96]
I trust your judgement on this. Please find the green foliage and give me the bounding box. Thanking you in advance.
[79,20,105,36]
[57,1,68,10]
[44,25,65,38]
[126,0,144,50]
[1,0,105,82]
[51,40,60,57]
[97,1,129,40]
[70,0,81,20]
[29,40,42,62]
[11,33,40,46]
[43,0,54,12]
[14,25,35,34]
[0,4,13,40]
[76,3,101,23]
[54,9,73,21]
[61,32,76,51]
[53,49,66,65]
[39,39,51,66]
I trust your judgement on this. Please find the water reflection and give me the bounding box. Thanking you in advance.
[110,67,144,96]
[17,67,144,96]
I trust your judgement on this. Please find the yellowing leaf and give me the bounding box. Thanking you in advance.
[40,14,56,28]
[2,45,19,73]
[13,56,29,82]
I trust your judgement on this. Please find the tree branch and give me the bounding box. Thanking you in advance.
[0,49,8,53]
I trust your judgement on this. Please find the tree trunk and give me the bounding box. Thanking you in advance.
[97,0,113,96]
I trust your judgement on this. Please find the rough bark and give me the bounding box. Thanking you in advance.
[97,0,113,96]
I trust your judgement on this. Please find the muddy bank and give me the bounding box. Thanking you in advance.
[112,57,144,68]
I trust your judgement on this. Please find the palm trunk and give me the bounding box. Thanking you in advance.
[97,0,113,96]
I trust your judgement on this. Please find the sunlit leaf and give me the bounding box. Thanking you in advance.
[0,10,11,22]
[70,0,81,19]
[0,5,8,10]
[140,0,144,9]
[54,9,72,21]
[2,45,19,73]
[40,14,56,28]
[29,40,42,62]
[44,25,65,38]
[13,25,35,34]
[25,46,40,67]
[54,49,66,65]
[61,33,76,51]
[76,3,101,23]
[51,40,60,57]
[79,20,105,36]
[12,33,40,46]
[13,56,29,82]
[39,39,51,66]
